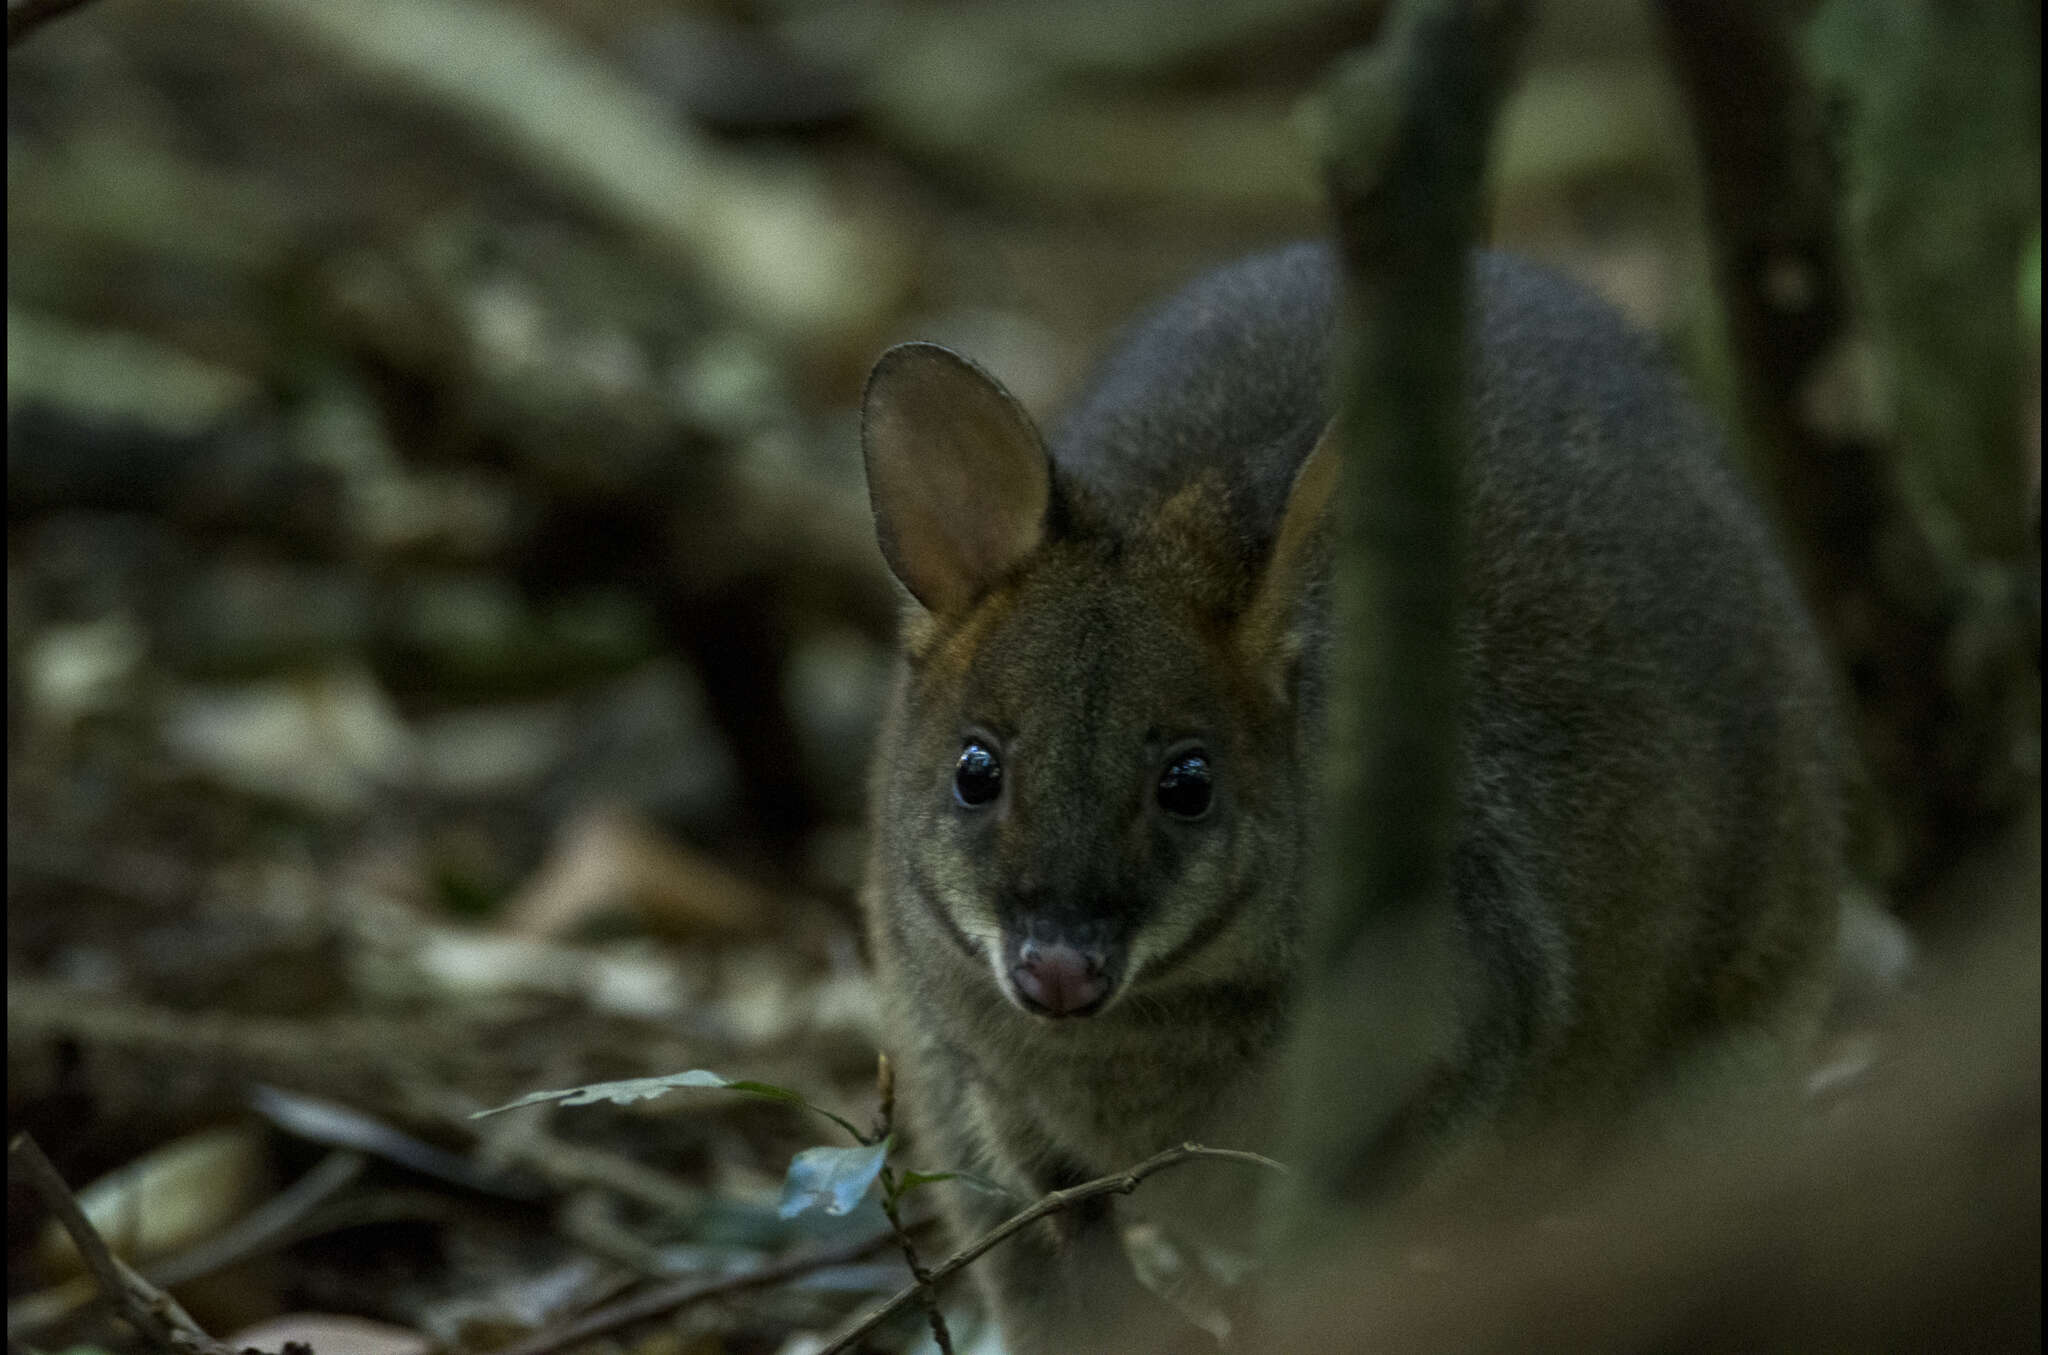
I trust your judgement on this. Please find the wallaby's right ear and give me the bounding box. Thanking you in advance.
[1237,424,1338,689]
[862,342,1051,615]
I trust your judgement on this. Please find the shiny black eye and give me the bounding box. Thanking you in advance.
[954,739,1003,807]
[1156,750,1213,819]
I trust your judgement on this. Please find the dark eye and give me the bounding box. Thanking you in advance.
[1156,750,1213,819]
[954,739,1003,807]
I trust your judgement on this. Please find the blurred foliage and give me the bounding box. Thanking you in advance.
[1808,0,2041,561]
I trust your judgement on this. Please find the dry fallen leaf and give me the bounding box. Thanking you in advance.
[34,1122,269,1279]
[498,805,779,939]
[225,1313,433,1355]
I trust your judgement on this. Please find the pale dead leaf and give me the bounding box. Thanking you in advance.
[225,1314,432,1355]
[498,805,778,939]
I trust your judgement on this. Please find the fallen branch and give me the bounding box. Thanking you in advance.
[819,1143,1287,1355]
[149,1149,366,1290]
[490,1226,904,1355]
[7,1133,234,1355]
[218,0,904,347]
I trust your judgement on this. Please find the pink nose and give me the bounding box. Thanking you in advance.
[1012,941,1109,1017]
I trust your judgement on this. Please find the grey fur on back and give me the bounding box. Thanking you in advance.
[1051,241,1840,1115]
[858,242,1843,1355]
[1050,241,1335,548]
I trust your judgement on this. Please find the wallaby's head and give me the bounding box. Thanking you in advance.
[862,342,1333,1022]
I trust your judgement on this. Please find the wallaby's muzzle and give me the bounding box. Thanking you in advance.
[1001,931,1120,1018]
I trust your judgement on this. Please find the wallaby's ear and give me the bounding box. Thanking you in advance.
[1239,423,1339,678]
[862,342,1051,615]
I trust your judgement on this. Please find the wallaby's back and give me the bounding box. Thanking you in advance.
[1052,241,1841,1115]
[857,242,1841,1355]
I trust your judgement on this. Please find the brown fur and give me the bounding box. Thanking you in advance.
[859,247,1842,1354]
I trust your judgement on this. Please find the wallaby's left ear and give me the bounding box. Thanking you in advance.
[1238,423,1338,679]
[861,342,1051,615]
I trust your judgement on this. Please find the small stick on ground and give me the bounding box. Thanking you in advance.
[13,1149,371,1338]
[820,1143,1287,1355]
[7,1132,234,1355]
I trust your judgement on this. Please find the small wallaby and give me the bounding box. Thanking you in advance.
[858,243,1842,1354]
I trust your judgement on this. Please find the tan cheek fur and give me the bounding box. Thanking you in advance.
[880,588,1031,983]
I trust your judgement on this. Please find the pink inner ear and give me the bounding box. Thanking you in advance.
[863,344,1050,614]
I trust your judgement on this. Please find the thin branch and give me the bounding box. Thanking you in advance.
[11,1151,368,1339]
[149,1149,365,1288]
[819,1143,1287,1355]
[872,1053,953,1354]
[489,1226,903,1355]
[7,1133,234,1355]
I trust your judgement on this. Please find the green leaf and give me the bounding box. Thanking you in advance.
[779,1140,890,1219]
[471,1069,865,1141]
[893,1167,1014,1201]
[471,1069,735,1116]
[891,1169,956,1195]
[718,1079,867,1142]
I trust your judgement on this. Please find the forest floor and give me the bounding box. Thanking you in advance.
[7,2,2033,1353]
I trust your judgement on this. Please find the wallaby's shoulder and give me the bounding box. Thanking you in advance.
[1049,244,1726,546]
[1048,242,1338,548]
[855,235,1844,1355]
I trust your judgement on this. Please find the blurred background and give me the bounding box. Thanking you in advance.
[6,0,2037,1350]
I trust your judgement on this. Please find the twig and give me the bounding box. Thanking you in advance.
[7,1133,233,1355]
[12,1150,369,1338]
[7,0,100,48]
[871,1053,953,1354]
[489,1226,903,1355]
[818,1143,1287,1355]
[8,977,470,1110]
